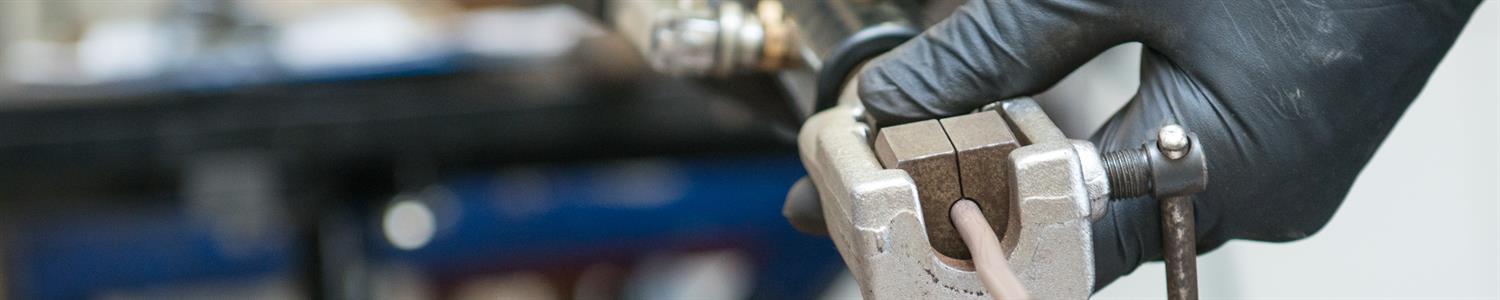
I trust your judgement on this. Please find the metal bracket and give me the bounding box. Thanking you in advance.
[797,81,1097,298]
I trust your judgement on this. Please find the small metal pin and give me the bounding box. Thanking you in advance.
[1157,124,1190,160]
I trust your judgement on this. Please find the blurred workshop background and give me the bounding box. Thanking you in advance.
[0,1,1493,300]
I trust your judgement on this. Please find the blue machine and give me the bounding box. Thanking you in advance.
[6,153,843,299]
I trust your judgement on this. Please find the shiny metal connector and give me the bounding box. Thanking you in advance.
[643,1,790,77]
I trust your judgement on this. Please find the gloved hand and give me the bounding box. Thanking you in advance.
[856,0,1483,290]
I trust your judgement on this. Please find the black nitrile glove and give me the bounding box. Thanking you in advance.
[857,0,1484,290]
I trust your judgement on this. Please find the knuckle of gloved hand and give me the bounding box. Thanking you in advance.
[855,65,921,126]
[1211,136,1351,243]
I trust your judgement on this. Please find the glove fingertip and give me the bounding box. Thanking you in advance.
[855,64,909,126]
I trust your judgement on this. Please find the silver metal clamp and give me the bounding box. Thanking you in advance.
[791,80,1210,298]
[795,82,1098,298]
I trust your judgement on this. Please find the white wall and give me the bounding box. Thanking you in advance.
[1083,2,1499,298]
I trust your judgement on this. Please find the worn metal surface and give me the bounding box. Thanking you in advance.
[1161,195,1198,300]
[1071,141,1111,221]
[939,110,1019,244]
[873,119,967,258]
[797,84,1097,299]
[1149,130,1207,300]
[1004,142,1096,299]
[998,99,1097,298]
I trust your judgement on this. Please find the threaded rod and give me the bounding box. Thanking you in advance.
[1103,147,1152,198]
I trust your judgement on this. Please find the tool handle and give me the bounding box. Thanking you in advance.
[1161,196,1198,300]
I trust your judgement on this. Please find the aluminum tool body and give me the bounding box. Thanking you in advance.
[799,83,1099,298]
[798,81,1208,299]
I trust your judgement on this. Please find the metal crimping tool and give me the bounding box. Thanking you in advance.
[615,1,1209,296]
[790,81,1208,299]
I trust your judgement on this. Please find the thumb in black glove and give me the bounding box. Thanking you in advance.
[857,0,1484,290]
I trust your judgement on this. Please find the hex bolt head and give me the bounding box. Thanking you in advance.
[1157,124,1190,160]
